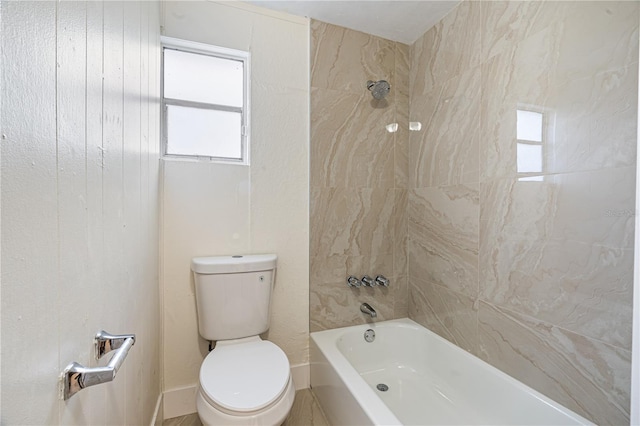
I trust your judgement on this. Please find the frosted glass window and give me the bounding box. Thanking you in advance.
[161,37,249,162]
[167,105,242,159]
[516,110,543,142]
[164,48,243,107]
[517,142,543,173]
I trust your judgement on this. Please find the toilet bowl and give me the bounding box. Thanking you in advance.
[196,337,295,426]
[191,254,295,426]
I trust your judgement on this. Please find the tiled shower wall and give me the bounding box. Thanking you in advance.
[408,1,637,424]
[309,20,410,331]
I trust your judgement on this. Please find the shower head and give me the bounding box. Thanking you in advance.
[367,80,390,100]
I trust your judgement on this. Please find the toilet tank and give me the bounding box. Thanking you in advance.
[191,254,277,341]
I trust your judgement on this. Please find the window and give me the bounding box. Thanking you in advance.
[161,36,250,163]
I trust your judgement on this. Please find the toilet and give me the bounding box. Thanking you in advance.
[191,254,295,426]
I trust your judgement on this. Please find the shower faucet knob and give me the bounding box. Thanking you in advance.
[362,275,375,287]
[375,275,390,287]
[347,276,362,288]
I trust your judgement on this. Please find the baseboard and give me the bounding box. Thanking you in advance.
[163,385,198,420]
[291,363,310,390]
[162,363,310,420]
[151,392,163,426]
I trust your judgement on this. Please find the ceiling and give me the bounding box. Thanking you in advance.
[245,1,461,45]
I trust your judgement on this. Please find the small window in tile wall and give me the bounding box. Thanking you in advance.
[161,37,250,163]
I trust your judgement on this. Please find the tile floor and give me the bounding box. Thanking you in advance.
[163,389,329,426]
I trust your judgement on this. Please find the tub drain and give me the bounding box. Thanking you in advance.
[376,383,389,392]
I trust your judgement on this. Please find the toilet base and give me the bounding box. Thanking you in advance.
[197,375,296,426]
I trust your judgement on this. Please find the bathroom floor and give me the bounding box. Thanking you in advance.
[163,389,329,426]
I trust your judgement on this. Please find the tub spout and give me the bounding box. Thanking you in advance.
[360,303,377,318]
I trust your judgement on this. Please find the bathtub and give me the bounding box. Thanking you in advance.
[310,318,593,426]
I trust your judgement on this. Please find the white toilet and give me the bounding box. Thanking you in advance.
[191,254,295,426]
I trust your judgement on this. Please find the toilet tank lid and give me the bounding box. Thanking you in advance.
[191,254,277,274]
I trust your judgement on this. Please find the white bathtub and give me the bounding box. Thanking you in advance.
[310,318,593,426]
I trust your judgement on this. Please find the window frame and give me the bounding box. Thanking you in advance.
[160,36,251,164]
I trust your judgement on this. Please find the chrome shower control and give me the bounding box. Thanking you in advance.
[347,276,362,288]
[362,275,375,287]
[375,275,390,287]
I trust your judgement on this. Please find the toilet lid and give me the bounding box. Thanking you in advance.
[200,340,290,413]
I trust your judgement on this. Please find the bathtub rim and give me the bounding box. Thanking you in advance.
[310,326,401,425]
[310,317,593,426]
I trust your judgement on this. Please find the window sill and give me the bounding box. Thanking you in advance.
[161,155,249,166]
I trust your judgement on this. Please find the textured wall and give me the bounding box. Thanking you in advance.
[161,1,310,392]
[309,20,410,331]
[1,1,161,424]
[408,2,637,424]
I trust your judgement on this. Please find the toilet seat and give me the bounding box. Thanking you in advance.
[199,338,291,414]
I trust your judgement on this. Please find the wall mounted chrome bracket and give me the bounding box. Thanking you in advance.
[61,330,136,400]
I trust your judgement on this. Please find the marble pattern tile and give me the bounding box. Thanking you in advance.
[482,1,638,83]
[552,1,638,85]
[480,29,559,181]
[393,189,409,319]
[393,274,408,318]
[311,20,395,95]
[310,21,409,332]
[481,2,639,181]
[394,42,410,108]
[544,63,638,175]
[310,254,349,286]
[409,0,482,97]
[482,54,638,180]
[480,168,636,250]
[311,253,395,289]
[408,184,479,298]
[547,170,637,249]
[478,302,631,425]
[310,251,400,331]
[393,189,408,282]
[310,279,395,332]
[481,1,576,62]
[394,42,410,190]
[479,177,558,244]
[480,237,634,349]
[310,87,395,189]
[345,253,394,280]
[407,1,637,421]
[410,66,480,188]
[409,278,478,354]
[394,106,410,190]
[478,168,635,348]
[310,187,397,257]
[309,186,349,258]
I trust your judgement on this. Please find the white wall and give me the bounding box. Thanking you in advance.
[160,1,310,397]
[1,1,161,424]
